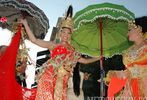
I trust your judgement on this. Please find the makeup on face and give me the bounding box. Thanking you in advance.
[62,27,72,34]
[60,28,71,42]
[128,27,143,42]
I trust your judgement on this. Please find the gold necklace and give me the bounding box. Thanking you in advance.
[131,41,145,50]
[128,41,145,60]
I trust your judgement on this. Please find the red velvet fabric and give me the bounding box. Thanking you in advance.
[0,26,23,100]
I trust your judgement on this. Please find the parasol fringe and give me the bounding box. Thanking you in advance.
[74,14,131,31]
[75,49,123,58]
[74,7,134,24]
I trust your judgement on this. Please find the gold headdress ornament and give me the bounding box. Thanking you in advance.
[144,32,147,39]
[60,5,73,32]
[128,21,147,40]
[128,21,142,32]
[128,21,138,29]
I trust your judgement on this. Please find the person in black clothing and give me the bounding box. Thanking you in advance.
[72,55,125,100]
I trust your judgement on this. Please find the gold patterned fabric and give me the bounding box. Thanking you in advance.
[122,43,147,98]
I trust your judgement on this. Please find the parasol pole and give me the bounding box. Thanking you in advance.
[99,18,105,98]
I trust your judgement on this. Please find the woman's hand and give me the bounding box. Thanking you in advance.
[83,72,90,80]
[17,18,28,25]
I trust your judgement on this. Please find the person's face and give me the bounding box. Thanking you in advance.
[60,28,71,42]
[128,27,141,42]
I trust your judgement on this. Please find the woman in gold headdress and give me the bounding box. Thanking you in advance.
[19,5,99,100]
[107,18,147,100]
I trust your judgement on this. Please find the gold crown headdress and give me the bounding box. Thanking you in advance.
[128,21,142,32]
[59,5,73,32]
[144,32,147,39]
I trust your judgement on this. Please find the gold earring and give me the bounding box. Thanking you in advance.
[143,32,147,40]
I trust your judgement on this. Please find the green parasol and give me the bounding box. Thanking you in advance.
[71,2,135,57]
[71,2,135,97]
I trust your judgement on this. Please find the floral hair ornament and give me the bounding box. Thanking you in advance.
[128,21,137,30]
[128,21,142,32]
[59,5,73,33]
[0,16,7,23]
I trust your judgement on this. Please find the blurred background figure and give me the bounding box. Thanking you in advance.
[0,45,7,58]
[80,55,125,100]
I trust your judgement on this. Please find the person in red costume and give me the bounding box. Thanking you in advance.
[106,19,147,100]
[19,6,99,100]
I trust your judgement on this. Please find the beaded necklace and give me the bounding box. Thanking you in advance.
[127,41,146,61]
